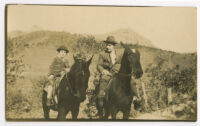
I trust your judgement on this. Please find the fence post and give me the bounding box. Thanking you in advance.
[167,87,172,105]
[141,81,148,106]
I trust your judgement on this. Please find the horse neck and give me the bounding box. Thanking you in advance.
[67,72,72,83]
[118,54,132,84]
[67,64,76,86]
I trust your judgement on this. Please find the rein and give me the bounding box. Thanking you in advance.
[64,73,76,96]
[117,72,133,77]
[64,70,85,96]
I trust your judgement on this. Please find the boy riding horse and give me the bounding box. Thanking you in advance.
[95,36,140,107]
[46,45,70,107]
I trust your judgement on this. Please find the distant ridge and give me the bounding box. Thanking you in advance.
[7,31,26,38]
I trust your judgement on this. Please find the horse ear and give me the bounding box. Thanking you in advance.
[120,41,128,49]
[120,41,125,48]
[73,55,77,62]
[87,55,94,66]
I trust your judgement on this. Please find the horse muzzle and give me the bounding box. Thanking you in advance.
[79,94,86,102]
[131,70,143,79]
[74,91,86,102]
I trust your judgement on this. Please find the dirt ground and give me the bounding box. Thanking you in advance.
[6,94,178,121]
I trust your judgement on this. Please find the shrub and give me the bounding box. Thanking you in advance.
[143,53,197,115]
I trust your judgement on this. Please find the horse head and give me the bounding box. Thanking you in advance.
[120,42,143,79]
[70,54,93,102]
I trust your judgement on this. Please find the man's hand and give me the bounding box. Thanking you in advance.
[133,96,141,101]
[60,71,65,75]
[102,70,111,76]
[48,75,54,80]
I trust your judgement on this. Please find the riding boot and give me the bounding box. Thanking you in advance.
[46,85,53,107]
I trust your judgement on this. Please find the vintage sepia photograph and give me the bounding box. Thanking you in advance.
[5,5,197,121]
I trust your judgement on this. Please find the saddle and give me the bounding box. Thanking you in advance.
[43,74,65,107]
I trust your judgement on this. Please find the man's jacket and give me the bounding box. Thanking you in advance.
[97,48,124,74]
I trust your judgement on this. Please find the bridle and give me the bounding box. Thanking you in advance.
[117,72,135,77]
[117,49,137,77]
[76,70,85,76]
[64,70,85,97]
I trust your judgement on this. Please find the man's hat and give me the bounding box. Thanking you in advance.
[104,36,117,45]
[57,45,69,53]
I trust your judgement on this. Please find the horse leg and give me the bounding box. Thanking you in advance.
[42,91,50,119]
[122,106,131,120]
[110,107,118,119]
[42,105,50,119]
[104,106,110,119]
[71,104,80,119]
[57,105,67,121]
[96,97,104,119]
[98,107,104,119]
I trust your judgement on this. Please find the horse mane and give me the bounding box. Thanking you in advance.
[119,47,133,74]
[117,46,142,91]
[59,61,80,93]
[69,62,77,74]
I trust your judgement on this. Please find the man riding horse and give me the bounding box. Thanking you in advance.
[95,36,140,108]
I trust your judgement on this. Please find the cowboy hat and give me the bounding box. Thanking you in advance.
[104,36,117,45]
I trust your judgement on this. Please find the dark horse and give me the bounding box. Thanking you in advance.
[96,43,143,119]
[42,55,93,120]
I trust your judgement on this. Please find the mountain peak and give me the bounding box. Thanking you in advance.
[114,28,135,33]
[95,28,155,48]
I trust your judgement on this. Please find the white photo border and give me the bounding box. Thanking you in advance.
[1,0,199,126]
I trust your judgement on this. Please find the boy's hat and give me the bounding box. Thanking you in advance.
[57,45,69,53]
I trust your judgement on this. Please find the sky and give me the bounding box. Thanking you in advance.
[7,5,197,53]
